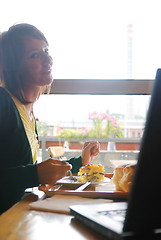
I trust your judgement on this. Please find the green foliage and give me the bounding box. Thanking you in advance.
[58,112,124,140]
[35,119,48,136]
[58,128,85,143]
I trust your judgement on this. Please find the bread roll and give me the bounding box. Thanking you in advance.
[48,147,64,158]
[112,164,136,192]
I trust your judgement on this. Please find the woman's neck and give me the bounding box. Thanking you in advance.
[22,87,40,121]
[25,103,34,121]
[23,86,40,103]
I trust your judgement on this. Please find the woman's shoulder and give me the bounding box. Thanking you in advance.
[0,87,17,117]
[0,87,20,133]
[0,87,10,98]
[0,86,7,93]
[0,86,11,94]
[0,87,14,104]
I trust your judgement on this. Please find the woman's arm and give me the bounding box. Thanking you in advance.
[66,141,100,174]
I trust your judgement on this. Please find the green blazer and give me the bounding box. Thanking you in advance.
[0,87,82,213]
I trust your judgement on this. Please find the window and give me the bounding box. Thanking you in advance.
[1,0,158,153]
[34,94,150,139]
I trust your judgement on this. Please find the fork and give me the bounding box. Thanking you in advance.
[68,170,77,182]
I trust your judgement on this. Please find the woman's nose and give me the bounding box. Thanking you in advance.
[43,53,53,66]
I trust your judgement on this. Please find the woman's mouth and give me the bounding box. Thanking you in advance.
[43,69,52,74]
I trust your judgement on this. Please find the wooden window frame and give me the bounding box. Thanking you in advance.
[51,79,153,95]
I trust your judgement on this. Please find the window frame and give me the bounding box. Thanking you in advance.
[51,79,153,95]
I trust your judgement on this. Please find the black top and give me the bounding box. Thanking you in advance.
[0,87,82,213]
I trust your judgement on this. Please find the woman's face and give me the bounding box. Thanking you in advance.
[19,37,53,90]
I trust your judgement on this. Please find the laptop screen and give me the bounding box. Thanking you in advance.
[123,69,161,233]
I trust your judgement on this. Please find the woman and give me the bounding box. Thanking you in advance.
[0,23,99,213]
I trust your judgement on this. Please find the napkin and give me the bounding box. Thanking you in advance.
[29,195,113,214]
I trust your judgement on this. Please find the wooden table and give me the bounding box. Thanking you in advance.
[0,192,112,240]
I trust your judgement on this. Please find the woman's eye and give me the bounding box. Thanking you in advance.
[30,53,39,59]
[45,48,49,54]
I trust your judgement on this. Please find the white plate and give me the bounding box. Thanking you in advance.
[56,176,110,185]
[45,180,128,200]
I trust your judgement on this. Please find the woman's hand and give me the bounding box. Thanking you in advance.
[37,159,72,191]
[81,141,100,166]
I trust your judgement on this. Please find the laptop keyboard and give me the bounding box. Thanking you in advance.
[98,209,126,222]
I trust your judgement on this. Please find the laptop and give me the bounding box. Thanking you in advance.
[70,69,161,239]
